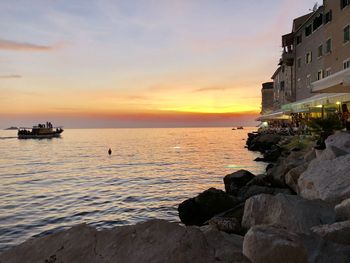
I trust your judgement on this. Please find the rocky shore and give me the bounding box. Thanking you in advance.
[1,131,350,262]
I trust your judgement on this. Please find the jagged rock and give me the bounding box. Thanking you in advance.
[311,221,350,245]
[325,132,350,153]
[262,145,282,162]
[242,194,335,233]
[243,225,308,263]
[318,146,348,161]
[178,188,238,226]
[0,220,250,263]
[267,151,306,186]
[335,198,350,221]
[298,154,350,204]
[304,148,316,162]
[243,225,350,263]
[223,170,255,195]
[285,163,308,193]
[237,185,293,202]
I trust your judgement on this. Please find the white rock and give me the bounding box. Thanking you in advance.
[298,154,350,204]
[242,194,335,233]
[325,132,350,153]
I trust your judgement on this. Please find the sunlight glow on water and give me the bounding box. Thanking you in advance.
[0,127,265,251]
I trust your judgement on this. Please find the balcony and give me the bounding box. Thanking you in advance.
[281,51,294,66]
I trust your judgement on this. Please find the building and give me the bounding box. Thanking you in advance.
[261,82,274,114]
[260,0,350,121]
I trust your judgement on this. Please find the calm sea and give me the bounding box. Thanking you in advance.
[0,127,265,251]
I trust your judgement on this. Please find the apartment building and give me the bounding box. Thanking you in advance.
[293,6,325,100]
[261,0,350,119]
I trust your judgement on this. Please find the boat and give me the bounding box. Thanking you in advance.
[18,123,63,139]
[232,128,236,130]
[237,126,244,130]
[5,126,18,130]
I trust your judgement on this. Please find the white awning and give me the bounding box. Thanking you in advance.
[256,110,291,121]
[312,68,350,93]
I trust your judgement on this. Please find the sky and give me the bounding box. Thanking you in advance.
[0,0,321,128]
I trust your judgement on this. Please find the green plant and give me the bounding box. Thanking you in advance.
[307,114,343,149]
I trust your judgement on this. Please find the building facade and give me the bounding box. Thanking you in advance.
[261,82,274,114]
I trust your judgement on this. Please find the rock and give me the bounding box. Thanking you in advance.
[243,225,308,263]
[0,220,250,263]
[243,225,350,263]
[285,163,308,193]
[208,216,242,234]
[237,185,293,202]
[335,198,350,221]
[304,148,316,162]
[298,154,350,204]
[262,146,282,162]
[247,134,281,152]
[178,188,238,226]
[325,132,350,153]
[267,151,306,186]
[223,170,255,195]
[242,194,335,233]
[311,221,350,245]
[318,146,348,161]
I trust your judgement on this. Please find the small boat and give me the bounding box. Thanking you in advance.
[5,126,18,130]
[237,126,244,130]
[18,123,63,139]
[232,128,236,130]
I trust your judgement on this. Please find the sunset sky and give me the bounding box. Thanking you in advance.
[0,0,320,128]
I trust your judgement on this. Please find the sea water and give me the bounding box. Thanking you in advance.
[0,127,265,251]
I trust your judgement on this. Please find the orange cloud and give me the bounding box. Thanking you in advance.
[0,39,60,51]
[0,74,21,78]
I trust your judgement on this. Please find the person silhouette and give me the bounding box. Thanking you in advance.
[108,148,112,155]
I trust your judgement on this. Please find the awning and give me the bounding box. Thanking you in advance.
[256,110,291,121]
[281,93,350,113]
[312,68,350,93]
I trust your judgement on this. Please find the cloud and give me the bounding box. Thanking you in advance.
[0,39,58,52]
[0,74,22,79]
[193,86,231,93]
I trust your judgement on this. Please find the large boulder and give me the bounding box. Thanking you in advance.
[224,170,255,195]
[178,188,238,226]
[242,194,335,233]
[0,220,250,263]
[317,146,348,161]
[267,151,306,186]
[325,132,350,153]
[243,225,350,263]
[243,226,308,263]
[298,154,350,204]
[285,163,308,193]
[311,221,350,245]
[335,198,350,221]
[247,134,281,152]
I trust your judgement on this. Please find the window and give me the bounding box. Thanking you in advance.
[305,52,312,64]
[324,10,332,24]
[326,38,332,53]
[341,0,349,9]
[296,35,302,45]
[344,59,350,69]
[317,70,324,80]
[344,25,350,43]
[307,74,311,89]
[318,44,323,57]
[305,25,312,37]
[297,57,302,68]
[313,14,323,31]
[326,68,332,77]
[280,81,285,91]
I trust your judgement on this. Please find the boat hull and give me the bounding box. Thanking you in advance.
[18,131,63,139]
